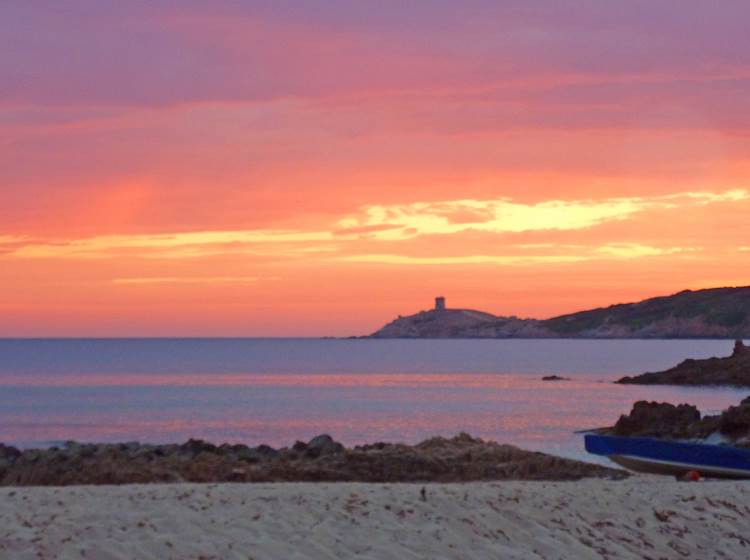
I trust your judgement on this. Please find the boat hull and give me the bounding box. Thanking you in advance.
[585,434,750,479]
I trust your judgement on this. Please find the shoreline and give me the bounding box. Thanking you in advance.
[2,479,748,559]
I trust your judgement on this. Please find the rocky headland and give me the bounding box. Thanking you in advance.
[617,339,750,386]
[0,433,626,486]
[602,396,750,446]
[368,286,750,338]
[370,308,546,338]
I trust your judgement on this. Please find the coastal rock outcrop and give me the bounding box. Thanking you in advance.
[305,434,344,458]
[0,444,21,479]
[612,401,702,438]
[0,433,626,486]
[606,397,750,445]
[617,340,750,386]
[370,308,550,338]
[717,397,750,438]
[0,443,21,463]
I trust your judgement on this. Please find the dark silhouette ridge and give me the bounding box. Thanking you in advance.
[368,286,750,338]
[618,340,750,386]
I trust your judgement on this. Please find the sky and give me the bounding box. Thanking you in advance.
[1,1,749,336]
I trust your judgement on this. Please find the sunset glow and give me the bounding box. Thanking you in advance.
[2,2,749,336]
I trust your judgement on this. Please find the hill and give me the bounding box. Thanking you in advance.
[370,308,545,338]
[368,286,750,338]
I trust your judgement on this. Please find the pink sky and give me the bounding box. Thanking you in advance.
[1,1,749,336]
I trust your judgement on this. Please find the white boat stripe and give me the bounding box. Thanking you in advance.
[615,454,750,477]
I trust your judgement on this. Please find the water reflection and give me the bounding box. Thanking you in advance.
[0,370,745,463]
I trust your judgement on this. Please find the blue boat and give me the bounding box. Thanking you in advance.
[585,434,750,479]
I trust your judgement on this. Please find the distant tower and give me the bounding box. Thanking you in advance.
[435,296,446,311]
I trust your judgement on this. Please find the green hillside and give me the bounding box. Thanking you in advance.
[542,286,750,338]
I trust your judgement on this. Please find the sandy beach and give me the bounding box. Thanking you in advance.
[2,479,749,559]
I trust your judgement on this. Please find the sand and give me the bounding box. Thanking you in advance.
[1,479,749,559]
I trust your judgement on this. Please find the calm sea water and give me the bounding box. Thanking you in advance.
[0,339,747,462]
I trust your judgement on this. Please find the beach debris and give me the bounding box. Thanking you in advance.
[653,509,676,522]
[676,470,701,482]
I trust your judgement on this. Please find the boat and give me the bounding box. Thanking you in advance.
[584,434,750,479]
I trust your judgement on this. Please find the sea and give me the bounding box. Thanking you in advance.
[0,338,747,463]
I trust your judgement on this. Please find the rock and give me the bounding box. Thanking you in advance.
[230,444,278,464]
[218,443,235,454]
[131,446,152,461]
[78,444,97,458]
[416,432,482,449]
[305,435,344,458]
[117,442,141,454]
[255,444,278,458]
[157,444,180,457]
[542,375,570,381]
[718,401,750,436]
[605,396,750,444]
[0,444,21,463]
[179,439,218,457]
[617,340,750,386]
[612,401,700,438]
[229,467,247,480]
[0,444,21,478]
[0,433,626,486]
[24,450,44,463]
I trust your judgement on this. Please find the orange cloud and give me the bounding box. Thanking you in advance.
[336,190,748,239]
[4,189,743,264]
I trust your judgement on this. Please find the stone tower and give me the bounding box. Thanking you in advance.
[435,296,446,311]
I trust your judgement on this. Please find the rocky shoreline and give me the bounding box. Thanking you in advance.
[0,433,626,486]
[618,339,750,386]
